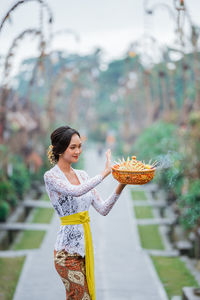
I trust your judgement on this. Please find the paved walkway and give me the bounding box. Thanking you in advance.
[13,147,168,300]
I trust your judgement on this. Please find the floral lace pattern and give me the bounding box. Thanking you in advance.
[44,164,120,257]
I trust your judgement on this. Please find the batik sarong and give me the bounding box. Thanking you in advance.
[54,249,91,300]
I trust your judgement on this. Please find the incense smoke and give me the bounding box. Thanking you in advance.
[155,150,182,188]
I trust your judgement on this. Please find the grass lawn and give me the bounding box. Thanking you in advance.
[12,230,46,250]
[31,207,54,224]
[134,206,154,219]
[11,205,54,250]
[131,190,147,200]
[138,225,165,250]
[40,193,50,201]
[0,256,25,300]
[151,256,200,298]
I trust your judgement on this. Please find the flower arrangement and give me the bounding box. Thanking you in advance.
[47,145,56,165]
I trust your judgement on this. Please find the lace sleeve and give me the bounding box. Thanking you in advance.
[91,189,120,216]
[44,171,103,197]
[81,171,120,216]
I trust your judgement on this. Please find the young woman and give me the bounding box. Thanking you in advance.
[44,125,126,300]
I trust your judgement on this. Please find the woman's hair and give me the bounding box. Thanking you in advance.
[47,126,80,165]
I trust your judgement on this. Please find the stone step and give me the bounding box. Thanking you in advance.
[23,200,52,208]
[133,200,166,207]
[136,218,175,225]
[132,183,158,192]
[175,240,193,250]
[145,249,179,257]
[0,223,50,231]
[182,287,200,299]
[0,249,39,257]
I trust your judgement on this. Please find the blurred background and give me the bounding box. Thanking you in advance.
[0,0,200,299]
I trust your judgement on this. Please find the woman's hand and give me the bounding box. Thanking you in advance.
[101,149,112,179]
[116,183,127,194]
[105,149,111,172]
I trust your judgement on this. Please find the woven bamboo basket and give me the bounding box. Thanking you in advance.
[111,165,156,185]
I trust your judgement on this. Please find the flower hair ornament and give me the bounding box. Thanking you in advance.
[47,144,57,165]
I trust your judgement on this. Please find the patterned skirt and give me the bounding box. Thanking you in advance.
[54,249,91,300]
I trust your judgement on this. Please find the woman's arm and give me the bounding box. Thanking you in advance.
[81,167,126,216]
[100,149,112,179]
[44,149,113,197]
[91,184,126,216]
[90,149,126,215]
[44,171,103,197]
[115,183,126,195]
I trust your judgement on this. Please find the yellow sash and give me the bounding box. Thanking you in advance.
[60,211,95,300]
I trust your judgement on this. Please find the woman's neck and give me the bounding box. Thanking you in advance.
[57,158,72,173]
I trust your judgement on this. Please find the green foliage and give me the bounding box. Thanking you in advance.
[30,158,48,182]
[131,121,185,197]
[0,180,14,200]
[151,256,199,298]
[178,179,200,229]
[9,156,31,199]
[8,194,18,208]
[129,117,200,231]
[0,156,31,221]
[131,121,179,161]
[0,256,25,300]
[155,151,185,195]
[0,201,10,222]
[0,178,17,213]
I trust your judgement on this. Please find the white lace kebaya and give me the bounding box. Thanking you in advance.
[44,164,120,257]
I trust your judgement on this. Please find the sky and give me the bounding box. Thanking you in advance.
[0,0,200,77]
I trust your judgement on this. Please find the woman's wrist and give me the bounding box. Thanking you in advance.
[101,168,111,179]
[115,183,126,195]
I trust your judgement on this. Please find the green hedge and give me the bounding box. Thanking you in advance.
[131,121,179,161]
[9,156,31,199]
[130,119,200,230]
[178,179,200,229]
[0,154,31,221]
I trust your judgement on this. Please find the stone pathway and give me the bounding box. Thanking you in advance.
[13,147,168,300]
[13,213,65,300]
[87,148,168,300]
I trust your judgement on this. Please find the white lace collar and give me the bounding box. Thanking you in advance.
[54,164,82,185]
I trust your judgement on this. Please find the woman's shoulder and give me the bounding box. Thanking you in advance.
[43,165,58,180]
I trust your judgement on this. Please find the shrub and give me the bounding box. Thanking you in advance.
[131,121,179,161]
[9,157,31,200]
[0,180,14,200]
[131,121,184,198]
[0,201,10,222]
[178,179,200,229]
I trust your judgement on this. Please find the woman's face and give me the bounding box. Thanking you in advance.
[61,134,82,163]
